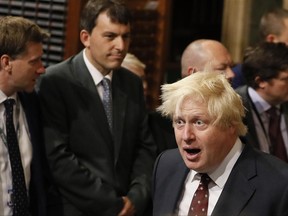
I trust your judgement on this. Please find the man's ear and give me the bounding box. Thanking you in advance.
[266,34,279,43]
[0,55,12,72]
[187,67,197,75]
[255,76,266,89]
[80,30,90,48]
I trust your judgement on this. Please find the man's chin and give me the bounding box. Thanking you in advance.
[109,62,122,70]
[24,86,35,93]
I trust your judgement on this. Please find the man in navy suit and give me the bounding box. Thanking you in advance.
[37,0,156,215]
[153,71,288,216]
[0,16,49,216]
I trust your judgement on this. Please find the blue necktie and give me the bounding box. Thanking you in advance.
[102,78,113,132]
[4,99,29,216]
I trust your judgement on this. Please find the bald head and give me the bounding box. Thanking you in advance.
[181,39,235,82]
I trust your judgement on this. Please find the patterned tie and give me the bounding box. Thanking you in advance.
[188,173,211,216]
[4,99,29,216]
[102,78,113,132]
[267,106,288,162]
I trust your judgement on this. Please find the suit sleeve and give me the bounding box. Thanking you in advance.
[124,76,157,215]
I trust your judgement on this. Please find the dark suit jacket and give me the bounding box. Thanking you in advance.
[236,85,288,151]
[148,112,177,155]
[37,51,156,216]
[153,143,288,216]
[18,92,47,216]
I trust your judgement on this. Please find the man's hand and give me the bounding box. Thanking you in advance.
[118,196,135,216]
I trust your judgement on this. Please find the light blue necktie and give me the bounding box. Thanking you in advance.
[102,78,113,132]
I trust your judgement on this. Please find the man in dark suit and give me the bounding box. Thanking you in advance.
[37,0,156,215]
[0,16,49,216]
[236,42,288,162]
[153,71,288,216]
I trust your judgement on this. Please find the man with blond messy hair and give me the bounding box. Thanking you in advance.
[153,71,288,216]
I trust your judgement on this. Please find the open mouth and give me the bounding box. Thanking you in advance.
[185,148,201,154]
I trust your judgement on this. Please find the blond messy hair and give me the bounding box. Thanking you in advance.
[157,71,247,136]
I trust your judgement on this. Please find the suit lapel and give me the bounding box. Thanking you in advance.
[237,86,261,148]
[18,92,47,215]
[155,152,189,214]
[18,92,38,146]
[211,144,257,216]
[167,163,190,213]
[71,52,114,154]
[72,51,98,92]
[111,72,127,163]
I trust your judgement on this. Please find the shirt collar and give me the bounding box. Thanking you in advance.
[248,87,279,114]
[0,90,17,104]
[209,138,243,188]
[82,49,113,85]
[190,138,243,189]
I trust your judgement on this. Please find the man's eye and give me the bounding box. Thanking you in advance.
[194,120,204,126]
[215,68,226,73]
[174,119,184,126]
[105,35,115,39]
[29,58,41,65]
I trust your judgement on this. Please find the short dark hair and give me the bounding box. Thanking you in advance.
[0,16,49,59]
[242,42,288,89]
[259,8,288,41]
[80,0,131,34]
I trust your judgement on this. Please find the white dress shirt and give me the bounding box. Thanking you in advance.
[0,91,32,216]
[248,87,288,154]
[83,49,112,99]
[176,138,243,216]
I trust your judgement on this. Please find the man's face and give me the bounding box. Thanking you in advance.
[9,42,45,93]
[260,71,288,105]
[173,98,236,173]
[82,11,131,75]
[209,47,235,83]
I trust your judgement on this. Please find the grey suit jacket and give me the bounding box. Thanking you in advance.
[153,144,288,216]
[236,85,288,151]
[37,51,156,216]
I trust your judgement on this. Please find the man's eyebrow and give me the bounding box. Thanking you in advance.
[28,55,42,63]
